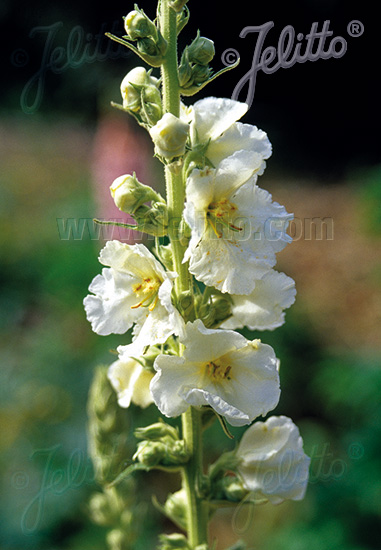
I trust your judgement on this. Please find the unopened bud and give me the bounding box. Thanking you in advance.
[124,8,156,40]
[192,63,213,86]
[177,290,194,319]
[169,0,189,12]
[120,66,159,112]
[110,173,161,214]
[106,528,126,550]
[221,476,248,502]
[187,32,215,65]
[164,489,187,528]
[134,201,168,236]
[133,440,167,467]
[135,421,179,441]
[149,113,189,160]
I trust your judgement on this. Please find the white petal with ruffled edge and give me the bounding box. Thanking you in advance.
[150,320,280,426]
[84,240,184,346]
[221,270,296,330]
[183,156,293,295]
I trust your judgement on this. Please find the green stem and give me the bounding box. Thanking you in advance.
[182,407,208,547]
[159,1,208,546]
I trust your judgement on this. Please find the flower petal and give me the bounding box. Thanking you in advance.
[222,271,296,330]
[190,97,248,143]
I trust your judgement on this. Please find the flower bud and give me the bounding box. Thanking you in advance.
[134,201,169,236]
[177,290,194,319]
[158,243,174,270]
[164,489,187,529]
[169,0,189,12]
[120,66,159,112]
[135,421,179,441]
[211,294,233,324]
[187,32,215,65]
[106,528,126,550]
[192,64,213,86]
[221,476,248,502]
[110,173,161,214]
[124,8,156,40]
[149,113,189,160]
[88,492,113,526]
[133,440,167,467]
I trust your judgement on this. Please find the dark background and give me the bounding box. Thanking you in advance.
[1,0,379,179]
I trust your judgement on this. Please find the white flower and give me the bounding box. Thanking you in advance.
[236,416,310,504]
[221,270,296,331]
[183,151,293,295]
[183,97,272,168]
[150,319,280,427]
[108,356,154,409]
[149,112,189,159]
[83,240,184,347]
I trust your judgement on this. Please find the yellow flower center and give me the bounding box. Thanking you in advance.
[131,276,161,311]
[207,199,242,238]
[206,360,232,382]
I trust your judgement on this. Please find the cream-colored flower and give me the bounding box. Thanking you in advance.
[150,319,280,426]
[183,96,272,168]
[83,240,184,347]
[108,356,154,408]
[237,416,310,504]
[183,151,293,295]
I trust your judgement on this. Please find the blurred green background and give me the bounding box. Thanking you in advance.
[1,0,380,548]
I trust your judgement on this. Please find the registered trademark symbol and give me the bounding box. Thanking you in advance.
[348,442,364,460]
[347,20,364,37]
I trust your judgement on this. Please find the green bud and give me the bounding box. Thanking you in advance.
[177,290,194,319]
[158,533,190,550]
[141,84,163,125]
[124,7,156,40]
[135,421,179,441]
[110,173,162,214]
[169,0,189,13]
[88,492,114,526]
[158,243,174,270]
[192,63,213,86]
[178,54,192,88]
[134,201,169,236]
[164,489,187,530]
[211,293,233,323]
[133,440,167,467]
[187,32,215,65]
[106,528,126,550]
[221,476,248,502]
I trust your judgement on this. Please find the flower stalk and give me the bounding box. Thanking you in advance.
[160,0,208,545]
[84,1,311,548]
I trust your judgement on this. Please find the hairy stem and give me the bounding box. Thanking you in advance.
[159,0,208,546]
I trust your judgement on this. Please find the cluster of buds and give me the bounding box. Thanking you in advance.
[124,5,167,65]
[133,421,190,467]
[110,173,168,236]
[120,66,162,127]
[179,31,215,91]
